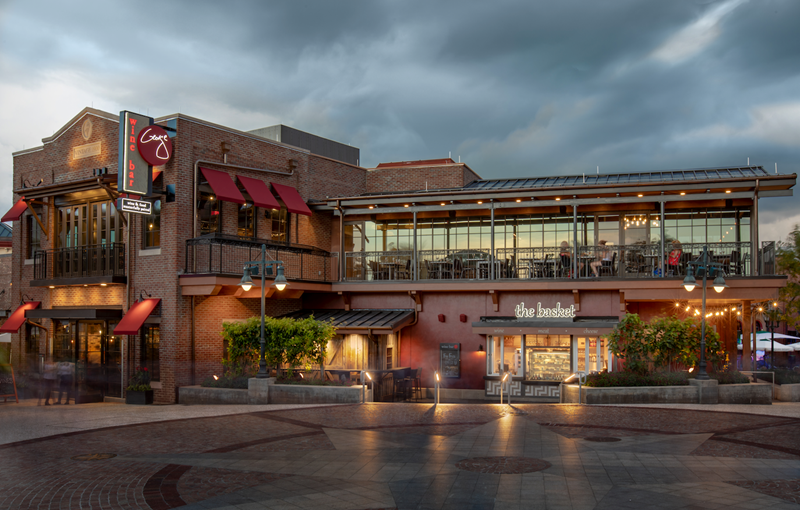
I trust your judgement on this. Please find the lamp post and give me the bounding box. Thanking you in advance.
[767,301,780,369]
[682,246,727,380]
[239,244,288,379]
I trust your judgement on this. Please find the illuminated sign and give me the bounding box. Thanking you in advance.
[117,197,152,215]
[515,302,576,319]
[137,125,173,166]
[118,111,153,196]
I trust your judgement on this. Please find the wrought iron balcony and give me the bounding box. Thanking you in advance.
[33,243,126,284]
[185,234,334,282]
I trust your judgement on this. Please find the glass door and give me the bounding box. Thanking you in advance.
[576,337,607,373]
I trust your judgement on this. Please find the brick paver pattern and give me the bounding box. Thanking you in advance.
[1,403,799,509]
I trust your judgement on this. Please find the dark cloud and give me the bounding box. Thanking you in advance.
[0,0,798,236]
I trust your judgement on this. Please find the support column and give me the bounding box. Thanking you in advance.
[412,211,417,281]
[490,204,495,280]
[742,300,751,371]
[573,205,578,278]
[659,201,665,278]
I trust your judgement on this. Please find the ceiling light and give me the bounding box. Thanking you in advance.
[477,201,483,204]
[637,194,643,197]
[369,206,373,209]
[441,202,445,206]
[725,190,731,194]
[555,197,561,201]
[680,192,686,196]
[516,199,521,203]
[404,204,409,208]
[100,283,107,287]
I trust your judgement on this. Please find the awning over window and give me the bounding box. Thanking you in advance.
[238,176,280,210]
[271,183,312,216]
[1,198,28,223]
[280,309,415,334]
[200,167,245,204]
[0,302,41,333]
[113,299,161,335]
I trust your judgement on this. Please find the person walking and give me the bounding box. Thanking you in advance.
[55,360,74,405]
[39,358,57,406]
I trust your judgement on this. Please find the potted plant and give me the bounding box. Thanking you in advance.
[125,366,153,405]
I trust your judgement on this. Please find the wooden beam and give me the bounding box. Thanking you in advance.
[572,289,581,312]
[25,201,48,240]
[490,290,499,312]
[409,291,422,312]
[339,291,351,311]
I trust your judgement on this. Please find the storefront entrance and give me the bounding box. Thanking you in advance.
[54,319,122,400]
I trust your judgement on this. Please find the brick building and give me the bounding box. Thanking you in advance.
[2,106,796,404]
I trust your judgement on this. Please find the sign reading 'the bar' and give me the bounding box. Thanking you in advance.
[118,111,153,196]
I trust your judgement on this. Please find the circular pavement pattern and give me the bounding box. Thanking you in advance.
[455,456,552,474]
[584,436,622,442]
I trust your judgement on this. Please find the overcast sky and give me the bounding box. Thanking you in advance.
[1,0,798,241]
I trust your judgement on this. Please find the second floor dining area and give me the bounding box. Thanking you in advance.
[342,208,777,282]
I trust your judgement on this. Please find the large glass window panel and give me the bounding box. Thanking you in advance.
[237,203,255,239]
[596,215,619,245]
[198,192,220,235]
[144,200,161,248]
[142,325,160,382]
[503,336,522,375]
[525,335,571,381]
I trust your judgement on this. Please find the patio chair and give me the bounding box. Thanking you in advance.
[598,252,616,277]
[424,260,439,280]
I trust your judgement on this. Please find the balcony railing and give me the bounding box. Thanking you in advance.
[185,235,334,282]
[343,242,760,282]
[34,243,126,280]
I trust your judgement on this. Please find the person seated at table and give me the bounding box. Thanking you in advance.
[590,240,612,277]
[667,239,682,275]
[559,241,581,277]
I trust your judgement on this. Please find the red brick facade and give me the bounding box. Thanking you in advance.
[7,107,366,403]
[366,159,481,193]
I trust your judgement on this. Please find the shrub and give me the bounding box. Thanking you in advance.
[201,375,249,389]
[709,370,750,385]
[583,371,689,387]
[126,366,151,392]
[755,369,800,385]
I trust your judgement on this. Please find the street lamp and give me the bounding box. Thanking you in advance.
[238,244,289,378]
[766,301,780,369]
[682,245,726,380]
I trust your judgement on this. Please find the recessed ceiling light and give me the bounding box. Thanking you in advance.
[404,204,409,208]
[477,201,483,204]
[680,192,686,196]
[440,202,445,206]
[555,197,561,201]
[369,206,373,209]
[637,194,643,197]
[515,199,521,203]
[725,190,731,194]
[100,283,107,287]
[48,285,55,289]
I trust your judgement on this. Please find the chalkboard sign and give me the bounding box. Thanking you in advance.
[440,343,461,378]
[0,364,19,403]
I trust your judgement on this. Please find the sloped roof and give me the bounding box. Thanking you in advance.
[279,309,415,334]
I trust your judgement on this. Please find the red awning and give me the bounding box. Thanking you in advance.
[271,183,312,216]
[200,167,245,204]
[1,198,28,223]
[0,302,41,333]
[237,176,280,210]
[113,299,161,335]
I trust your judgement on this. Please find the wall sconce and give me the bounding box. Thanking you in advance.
[438,314,445,322]
[459,314,467,322]
[478,344,485,353]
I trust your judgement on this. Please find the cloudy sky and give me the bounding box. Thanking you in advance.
[1,0,798,241]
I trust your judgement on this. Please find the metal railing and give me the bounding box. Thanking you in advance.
[185,235,333,282]
[342,241,757,281]
[34,243,126,280]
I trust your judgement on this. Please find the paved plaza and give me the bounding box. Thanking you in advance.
[2,401,800,509]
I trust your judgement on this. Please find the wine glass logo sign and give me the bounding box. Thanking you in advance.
[136,125,173,166]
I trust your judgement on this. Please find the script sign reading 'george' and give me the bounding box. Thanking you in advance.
[118,111,153,196]
[137,125,173,166]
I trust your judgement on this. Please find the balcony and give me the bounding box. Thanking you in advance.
[32,243,126,286]
[185,235,334,283]
[343,241,776,282]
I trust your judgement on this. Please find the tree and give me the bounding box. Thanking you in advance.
[776,225,800,333]
[221,316,337,376]
[607,313,723,374]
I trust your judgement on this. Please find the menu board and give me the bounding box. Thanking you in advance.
[440,343,461,378]
[0,364,18,403]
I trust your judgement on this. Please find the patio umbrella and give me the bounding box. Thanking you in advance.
[737,339,795,352]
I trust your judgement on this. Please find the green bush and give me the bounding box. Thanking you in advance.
[201,375,249,389]
[755,369,800,385]
[584,371,689,387]
[709,370,750,385]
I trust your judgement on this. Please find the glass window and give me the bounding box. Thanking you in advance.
[238,203,255,238]
[198,192,220,235]
[25,324,41,372]
[269,208,289,243]
[524,334,571,381]
[486,335,522,376]
[27,215,41,259]
[144,200,161,248]
[142,325,160,382]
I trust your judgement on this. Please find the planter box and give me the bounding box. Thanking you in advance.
[561,382,772,405]
[125,390,154,405]
[179,385,248,405]
[268,384,371,404]
[774,383,800,402]
[718,383,771,405]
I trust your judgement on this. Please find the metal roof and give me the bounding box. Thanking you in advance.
[280,309,415,332]
[0,222,11,238]
[464,166,772,191]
